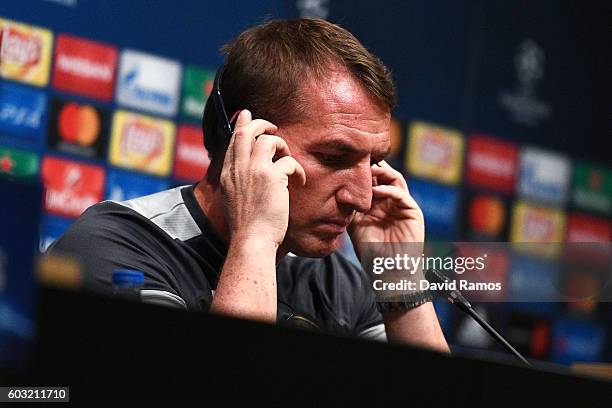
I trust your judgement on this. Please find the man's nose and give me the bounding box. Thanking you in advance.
[335,164,372,213]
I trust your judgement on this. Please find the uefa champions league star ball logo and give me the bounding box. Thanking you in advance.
[498,38,552,126]
[515,39,545,91]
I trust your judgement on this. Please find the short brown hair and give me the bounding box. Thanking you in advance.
[203,18,396,187]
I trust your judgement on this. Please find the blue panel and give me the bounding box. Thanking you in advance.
[0,179,41,369]
[105,168,170,201]
[551,318,604,365]
[39,215,73,253]
[503,254,559,316]
[0,82,47,150]
[408,178,459,239]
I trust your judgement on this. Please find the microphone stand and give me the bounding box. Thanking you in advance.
[426,268,532,367]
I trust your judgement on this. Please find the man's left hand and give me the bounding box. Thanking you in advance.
[347,161,450,353]
[347,160,424,252]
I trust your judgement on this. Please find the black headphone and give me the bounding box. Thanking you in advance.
[211,65,234,146]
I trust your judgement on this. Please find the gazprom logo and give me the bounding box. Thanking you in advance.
[116,50,181,117]
[518,147,571,206]
[121,66,171,106]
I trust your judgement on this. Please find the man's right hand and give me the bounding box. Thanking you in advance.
[211,110,305,323]
[219,109,306,248]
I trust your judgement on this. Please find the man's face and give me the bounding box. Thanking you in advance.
[278,70,391,257]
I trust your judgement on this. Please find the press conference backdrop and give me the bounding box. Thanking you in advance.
[0,0,610,366]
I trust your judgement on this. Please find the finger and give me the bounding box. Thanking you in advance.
[222,110,251,169]
[233,108,251,127]
[273,156,307,186]
[371,161,407,189]
[228,109,251,161]
[232,111,278,159]
[234,119,279,160]
[372,185,419,209]
[371,160,406,187]
[251,134,291,163]
[241,118,278,139]
[392,207,421,219]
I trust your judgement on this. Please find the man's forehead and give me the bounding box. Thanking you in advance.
[292,71,390,151]
[302,68,389,118]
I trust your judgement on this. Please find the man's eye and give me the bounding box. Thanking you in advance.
[316,153,345,165]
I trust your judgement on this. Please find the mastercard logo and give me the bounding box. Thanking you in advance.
[58,102,100,146]
[469,196,505,236]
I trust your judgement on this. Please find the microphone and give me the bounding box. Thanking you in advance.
[425,268,472,312]
[425,268,532,366]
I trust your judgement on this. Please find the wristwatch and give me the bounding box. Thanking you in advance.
[376,290,433,313]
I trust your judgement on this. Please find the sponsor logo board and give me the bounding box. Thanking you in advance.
[551,318,604,365]
[566,213,611,243]
[408,178,459,239]
[52,34,118,101]
[109,110,175,176]
[46,98,109,158]
[180,65,214,120]
[41,156,104,218]
[510,201,566,243]
[466,134,518,194]
[563,268,600,315]
[518,147,571,206]
[510,201,566,258]
[116,49,181,117]
[467,194,507,238]
[105,168,169,202]
[389,118,403,158]
[458,245,509,302]
[571,161,612,216]
[405,121,464,185]
[173,124,209,181]
[0,18,53,86]
[0,145,39,178]
[507,255,560,305]
[39,215,72,252]
[505,314,551,359]
[385,117,403,169]
[0,82,47,146]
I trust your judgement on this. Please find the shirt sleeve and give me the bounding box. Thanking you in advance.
[46,203,187,309]
[354,270,388,342]
[327,252,387,341]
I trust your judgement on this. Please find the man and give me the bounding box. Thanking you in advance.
[48,18,449,351]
